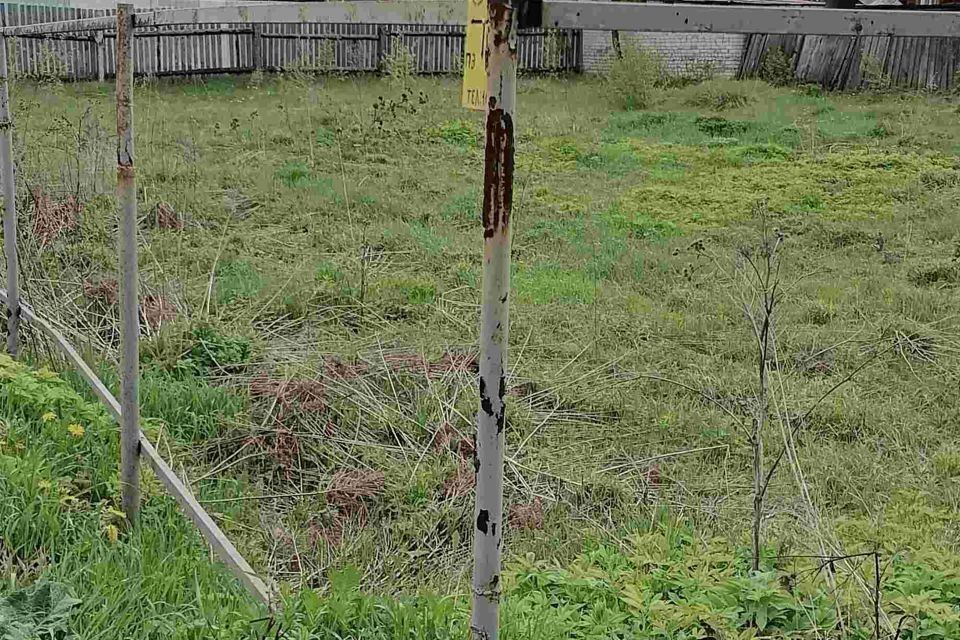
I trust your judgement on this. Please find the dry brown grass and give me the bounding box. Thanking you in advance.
[82,278,118,306]
[30,187,79,246]
[140,294,176,331]
[316,469,387,545]
[250,374,328,417]
[508,497,544,531]
[441,461,474,500]
[327,469,386,510]
[153,202,184,231]
[432,423,474,461]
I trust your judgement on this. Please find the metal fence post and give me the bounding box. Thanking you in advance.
[471,0,519,637]
[116,2,140,528]
[0,34,19,358]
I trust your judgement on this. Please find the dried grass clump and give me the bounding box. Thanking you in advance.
[432,423,474,460]
[154,202,184,231]
[327,469,386,512]
[441,462,474,500]
[508,497,544,531]
[82,278,118,306]
[250,375,328,416]
[141,294,176,330]
[31,187,80,246]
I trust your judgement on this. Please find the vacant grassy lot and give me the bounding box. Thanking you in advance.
[2,72,960,638]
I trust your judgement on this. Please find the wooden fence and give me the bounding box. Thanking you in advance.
[740,33,960,90]
[0,3,582,79]
[6,1,960,89]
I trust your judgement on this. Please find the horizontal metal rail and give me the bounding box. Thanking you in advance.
[0,289,274,608]
[121,27,254,38]
[5,1,960,39]
[542,1,960,36]
[1,14,118,36]
[150,2,464,27]
[17,32,97,42]
[260,32,379,41]
[0,1,465,36]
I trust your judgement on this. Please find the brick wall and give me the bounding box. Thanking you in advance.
[582,30,749,76]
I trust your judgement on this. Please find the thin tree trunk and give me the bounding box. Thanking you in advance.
[751,243,775,573]
[751,415,764,572]
[471,0,517,638]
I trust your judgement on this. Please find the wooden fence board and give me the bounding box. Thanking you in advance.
[740,30,960,90]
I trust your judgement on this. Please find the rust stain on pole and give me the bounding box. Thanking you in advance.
[116,2,141,529]
[472,0,516,638]
[481,98,513,239]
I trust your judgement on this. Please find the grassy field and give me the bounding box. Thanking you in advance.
[2,69,960,638]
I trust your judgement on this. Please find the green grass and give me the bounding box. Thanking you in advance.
[5,73,960,637]
[0,355,260,638]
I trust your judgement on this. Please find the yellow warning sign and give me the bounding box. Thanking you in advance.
[467,0,487,23]
[461,0,487,110]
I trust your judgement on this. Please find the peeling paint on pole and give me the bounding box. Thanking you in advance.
[116,3,140,528]
[471,0,516,637]
[0,35,19,358]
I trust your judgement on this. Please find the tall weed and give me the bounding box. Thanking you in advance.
[606,44,665,110]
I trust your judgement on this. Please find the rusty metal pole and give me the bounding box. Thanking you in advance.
[116,3,140,528]
[471,0,518,637]
[0,35,19,357]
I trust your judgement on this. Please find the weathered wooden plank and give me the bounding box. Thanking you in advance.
[849,36,867,88]
[918,35,929,88]
[191,28,199,71]
[897,37,912,87]
[908,37,920,87]
[949,40,959,91]
[187,29,194,72]
[906,37,918,87]
[929,38,941,89]
[937,38,953,91]
[918,35,930,89]
[217,23,227,69]
[208,30,216,71]
[929,38,939,90]
[888,37,902,87]
[931,38,949,91]
[909,36,920,88]
[937,39,948,90]
[880,35,896,85]
[793,35,808,78]
[897,38,918,88]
